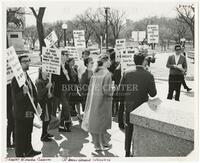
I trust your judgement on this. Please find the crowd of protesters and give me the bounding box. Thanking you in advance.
[7,43,192,157]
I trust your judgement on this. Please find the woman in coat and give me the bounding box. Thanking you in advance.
[80,57,94,112]
[35,68,54,142]
[81,54,114,151]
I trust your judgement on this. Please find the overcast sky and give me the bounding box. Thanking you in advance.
[23,0,194,26]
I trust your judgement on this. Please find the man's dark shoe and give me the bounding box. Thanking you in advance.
[41,137,52,142]
[66,127,71,132]
[25,150,41,157]
[47,133,54,137]
[187,88,192,92]
[119,124,125,129]
[125,151,134,157]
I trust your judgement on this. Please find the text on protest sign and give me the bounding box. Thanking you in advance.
[64,46,79,59]
[115,39,126,62]
[73,30,86,48]
[121,49,136,72]
[7,60,14,84]
[147,25,159,44]
[44,31,58,48]
[7,46,25,87]
[42,47,61,75]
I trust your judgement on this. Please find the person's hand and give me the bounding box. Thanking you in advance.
[46,82,52,89]
[63,69,68,76]
[111,81,116,92]
[23,85,29,94]
[173,65,178,69]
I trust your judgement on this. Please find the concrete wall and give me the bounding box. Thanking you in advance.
[7,31,24,51]
[132,125,194,156]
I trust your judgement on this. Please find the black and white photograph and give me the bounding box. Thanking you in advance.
[0,0,199,161]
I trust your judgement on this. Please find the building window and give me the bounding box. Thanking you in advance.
[10,34,18,38]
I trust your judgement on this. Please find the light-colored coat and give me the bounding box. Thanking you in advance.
[81,67,113,134]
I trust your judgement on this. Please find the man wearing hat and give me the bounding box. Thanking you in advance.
[166,44,187,101]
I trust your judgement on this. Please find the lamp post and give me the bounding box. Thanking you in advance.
[104,7,110,50]
[62,23,68,47]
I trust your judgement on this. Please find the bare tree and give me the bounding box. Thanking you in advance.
[108,9,125,46]
[30,7,46,54]
[85,8,107,47]
[176,5,194,46]
[23,26,38,49]
[74,9,94,47]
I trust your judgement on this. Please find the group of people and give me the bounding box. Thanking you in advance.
[7,50,94,157]
[7,43,192,157]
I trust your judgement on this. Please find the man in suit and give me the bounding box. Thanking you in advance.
[119,52,157,157]
[52,50,72,132]
[166,44,187,101]
[7,83,15,148]
[11,55,41,157]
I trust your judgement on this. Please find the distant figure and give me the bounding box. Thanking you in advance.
[166,44,187,101]
[82,54,114,151]
[181,50,192,92]
[119,52,157,157]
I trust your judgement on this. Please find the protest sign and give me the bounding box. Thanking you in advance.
[121,48,136,73]
[147,25,159,44]
[132,31,146,42]
[132,31,138,42]
[7,60,14,84]
[7,46,25,87]
[44,30,58,48]
[73,30,86,48]
[115,39,126,62]
[42,47,61,75]
[64,46,79,59]
[138,31,146,41]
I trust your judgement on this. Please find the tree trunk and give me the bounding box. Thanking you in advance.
[30,7,46,57]
[86,40,88,48]
[190,27,194,48]
[37,18,46,54]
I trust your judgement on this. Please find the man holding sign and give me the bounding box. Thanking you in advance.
[11,54,41,157]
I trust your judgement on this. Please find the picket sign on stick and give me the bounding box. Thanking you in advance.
[44,30,58,48]
[7,46,42,124]
[44,31,58,96]
[27,92,42,122]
